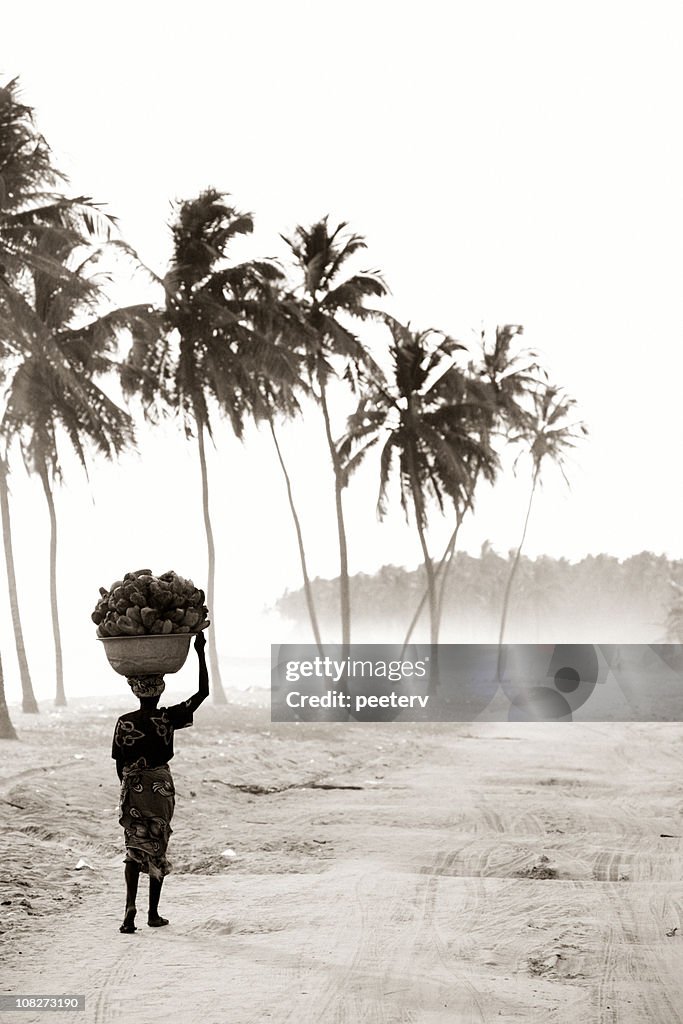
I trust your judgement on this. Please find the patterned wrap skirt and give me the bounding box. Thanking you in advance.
[118,759,175,880]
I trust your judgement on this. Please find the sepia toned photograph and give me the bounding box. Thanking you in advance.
[1,2,683,1021]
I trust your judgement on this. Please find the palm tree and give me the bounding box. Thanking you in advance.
[0,650,17,739]
[238,284,337,657]
[282,217,386,646]
[398,324,540,649]
[497,384,587,647]
[0,453,36,712]
[434,326,539,628]
[340,316,499,663]
[0,77,112,293]
[0,229,151,706]
[123,189,298,701]
[230,277,325,654]
[268,413,324,653]
[0,77,112,713]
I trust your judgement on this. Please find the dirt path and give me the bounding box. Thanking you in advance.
[3,711,683,1023]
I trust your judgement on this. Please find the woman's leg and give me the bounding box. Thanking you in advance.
[120,861,140,933]
[148,876,169,927]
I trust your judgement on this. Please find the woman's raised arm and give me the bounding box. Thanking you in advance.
[185,632,210,712]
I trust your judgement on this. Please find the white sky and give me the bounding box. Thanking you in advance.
[2,1,682,698]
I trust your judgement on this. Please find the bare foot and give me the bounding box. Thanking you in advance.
[120,908,137,933]
[148,914,169,928]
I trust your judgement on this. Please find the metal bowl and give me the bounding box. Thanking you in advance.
[98,633,192,677]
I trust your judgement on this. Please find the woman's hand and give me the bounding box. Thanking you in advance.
[194,631,207,655]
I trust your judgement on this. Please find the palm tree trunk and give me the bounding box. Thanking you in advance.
[0,456,38,713]
[411,500,437,644]
[435,515,464,635]
[401,476,477,654]
[0,650,17,739]
[196,422,227,704]
[319,379,351,646]
[268,416,324,655]
[36,458,65,706]
[433,472,479,640]
[406,446,440,694]
[497,465,540,672]
[401,526,456,656]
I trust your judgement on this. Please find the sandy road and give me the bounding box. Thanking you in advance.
[3,714,683,1023]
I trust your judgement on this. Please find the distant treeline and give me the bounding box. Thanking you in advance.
[275,549,682,643]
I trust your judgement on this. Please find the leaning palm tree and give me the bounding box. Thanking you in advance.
[0,273,38,720]
[268,404,324,653]
[434,325,539,629]
[0,78,112,713]
[0,650,17,739]
[123,189,298,701]
[0,77,55,278]
[282,218,386,646]
[340,316,499,661]
[497,384,587,647]
[0,229,153,706]
[398,324,540,649]
[0,453,36,712]
[0,77,112,293]
[248,287,324,653]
